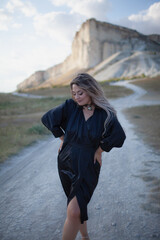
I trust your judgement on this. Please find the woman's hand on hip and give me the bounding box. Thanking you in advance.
[58,141,63,153]
[58,135,64,153]
[94,147,103,166]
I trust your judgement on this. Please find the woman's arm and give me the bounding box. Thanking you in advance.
[100,116,126,152]
[41,99,74,137]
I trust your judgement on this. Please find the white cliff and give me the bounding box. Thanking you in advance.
[17,18,160,91]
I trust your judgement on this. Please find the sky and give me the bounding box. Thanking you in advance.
[0,0,160,92]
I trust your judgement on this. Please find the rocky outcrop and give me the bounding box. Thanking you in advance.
[72,19,160,68]
[18,70,51,91]
[88,51,160,81]
[148,34,160,44]
[17,18,160,91]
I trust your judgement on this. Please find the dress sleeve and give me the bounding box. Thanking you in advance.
[100,116,126,152]
[41,99,73,138]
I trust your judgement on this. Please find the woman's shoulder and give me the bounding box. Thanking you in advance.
[63,98,77,111]
[96,106,117,123]
[65,98,76,107]
[65,98,75,104]
[96,106,107,118]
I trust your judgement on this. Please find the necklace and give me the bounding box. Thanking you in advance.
[83,104,93,111]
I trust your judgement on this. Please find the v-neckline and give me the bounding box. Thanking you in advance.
[82,107,96,122]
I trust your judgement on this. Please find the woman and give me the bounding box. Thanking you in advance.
[41,73,126,240]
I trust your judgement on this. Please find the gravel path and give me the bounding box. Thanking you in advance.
[0,81,160,240]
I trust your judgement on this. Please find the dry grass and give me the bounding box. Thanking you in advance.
[24,85,71,97]
[124,76,160,213]
[101,82,133,98]
[25,82,133,99]
[130,75,160,101]
[124,105,160,153]
[0,93,67,115]
[0,93,67,162]
[124,75,160,152]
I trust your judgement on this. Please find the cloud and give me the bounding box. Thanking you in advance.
[50,0,110,21]
[37,0,110,45]
[0,33,70,92]
[120,2,160,34]
[0,9,12,31]
[6,0,37,17]
[129,2,160,22]
[3,0,84,44]
[0,0,37,31]
[12,22,22,28]
[33,11,83,44]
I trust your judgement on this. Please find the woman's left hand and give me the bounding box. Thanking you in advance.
[94,147,103,166]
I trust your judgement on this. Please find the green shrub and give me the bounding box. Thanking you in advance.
[27,124,49,135]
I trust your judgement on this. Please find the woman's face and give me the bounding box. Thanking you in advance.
[71,84,91,106]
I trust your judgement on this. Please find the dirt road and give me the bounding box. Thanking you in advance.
[0,81,160,240]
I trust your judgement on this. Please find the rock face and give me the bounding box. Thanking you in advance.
[17,18,160,91]
[88,51,160,81]
[148,34,160,44]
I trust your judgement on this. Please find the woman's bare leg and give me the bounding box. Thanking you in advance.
[79,221,90,239]
[62,196,81,240]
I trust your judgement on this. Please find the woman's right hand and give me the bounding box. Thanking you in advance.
[58,141,63,153]
[58,135,64,153]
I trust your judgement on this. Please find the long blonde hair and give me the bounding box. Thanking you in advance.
[70,73,116,136]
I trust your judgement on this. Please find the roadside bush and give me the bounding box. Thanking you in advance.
[27,124,49,135]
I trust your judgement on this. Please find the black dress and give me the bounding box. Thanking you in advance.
[41,99,126,223]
